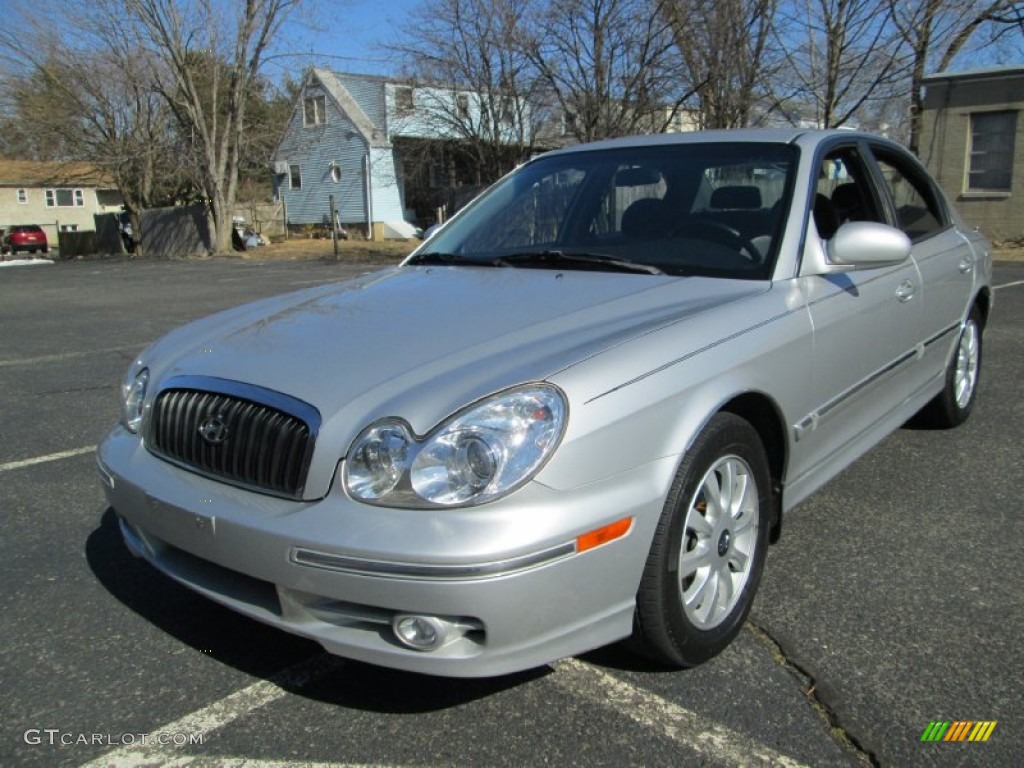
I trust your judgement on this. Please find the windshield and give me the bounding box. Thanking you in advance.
[414,142,797,279]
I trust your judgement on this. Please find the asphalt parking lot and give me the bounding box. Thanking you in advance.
[2,258,1021,768]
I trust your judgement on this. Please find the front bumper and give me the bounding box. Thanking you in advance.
[97,426,675,677]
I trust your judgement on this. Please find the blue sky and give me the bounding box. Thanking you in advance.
[275,0,422,80]
[268,0,1021,86]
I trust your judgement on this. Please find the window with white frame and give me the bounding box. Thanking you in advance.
[303,94,327,126]
[456,93,470,121]
[968,111,1017,192]
[561,110,576,136]
[16,188,27,204]
[45,188,86,207]
[289,164,302,190]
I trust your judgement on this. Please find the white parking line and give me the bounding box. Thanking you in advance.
[72,649,811,768]
[140,760,391,768]
[78,654,336,768]
[554,658,809,768]
[0,446,96,473]
[0,344,143,368]
[141,760,371,767]
[994,279,1024,290]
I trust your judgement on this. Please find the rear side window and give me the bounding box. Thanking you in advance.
[870,148,946,240]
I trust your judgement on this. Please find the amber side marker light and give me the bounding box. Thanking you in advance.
[576,517,633,552]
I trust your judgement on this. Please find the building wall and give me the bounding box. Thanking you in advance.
[919,70,1024,241]
[369,147,406,224]
[274,80,370,227]
[0,186,118,244]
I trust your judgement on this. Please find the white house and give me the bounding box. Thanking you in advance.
[0,160,123,244]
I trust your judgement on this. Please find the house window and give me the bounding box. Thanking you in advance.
[395,87,414,115]
[968,111,1017,192]
[16,188,27,204]
[561,110,576,136]
[45,188,85,207]
[289,164,302,190]
[303,94,327,126]
[456,93,470,120]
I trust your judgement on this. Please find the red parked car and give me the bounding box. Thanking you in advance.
[3,225,49,255]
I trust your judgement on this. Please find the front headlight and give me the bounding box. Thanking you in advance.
[121,368,149,433]
[344,384,567,507]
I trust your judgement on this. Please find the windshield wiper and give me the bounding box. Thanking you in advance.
[492,250,664,275]
[406,252,503,267]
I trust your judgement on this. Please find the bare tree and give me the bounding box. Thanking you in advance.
[774,0,907,129]
[387,0,543,188]
[891,0,1024,152]
[0,8,181,252]
[663,0,779,129]
[524,0,696,142]
[122,0,300,253]
[0,0,301,254]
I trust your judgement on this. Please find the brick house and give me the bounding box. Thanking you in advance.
[918,66,1024,241]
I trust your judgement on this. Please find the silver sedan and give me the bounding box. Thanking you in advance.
[98,130,992,677]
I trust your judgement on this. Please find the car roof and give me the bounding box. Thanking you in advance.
[539,128,899,158]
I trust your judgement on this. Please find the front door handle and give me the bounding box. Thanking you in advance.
[895,280,916,302]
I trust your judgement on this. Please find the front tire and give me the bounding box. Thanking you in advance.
[916,307,982,428]
[631,413,770,667]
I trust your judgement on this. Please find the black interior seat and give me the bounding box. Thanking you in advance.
[813,194,840,239]
[832,183,867,224]
[707,185,771,240]
[621,198,672,238]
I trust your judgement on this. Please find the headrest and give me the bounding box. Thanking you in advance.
[710,186,762,209]
[621,197,671,237]
[831,183,861,210]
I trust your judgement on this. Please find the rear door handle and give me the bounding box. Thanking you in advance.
[958,256,974,274]
[895,280,916,302]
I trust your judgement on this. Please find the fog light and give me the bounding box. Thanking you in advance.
[393,615,448,651]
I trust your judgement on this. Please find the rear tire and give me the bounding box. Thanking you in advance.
[631,413,770,667]
[915,307,982,428]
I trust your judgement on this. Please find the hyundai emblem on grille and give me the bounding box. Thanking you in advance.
[198,416,229,445]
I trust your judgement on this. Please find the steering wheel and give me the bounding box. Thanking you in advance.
[671,218,762,263]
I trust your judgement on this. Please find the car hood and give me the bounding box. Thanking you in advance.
[142,265,765,496]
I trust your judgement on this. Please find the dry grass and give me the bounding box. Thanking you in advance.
[250,235,1024,263]
[993,242,1024,262]
[243,236,417,264]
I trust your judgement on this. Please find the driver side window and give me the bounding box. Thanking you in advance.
[813,148,882,239]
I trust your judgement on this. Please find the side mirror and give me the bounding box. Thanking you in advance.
[827,222,911,269]
[800,221,911,276]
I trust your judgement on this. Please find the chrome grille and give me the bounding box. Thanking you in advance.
[147,379,318,498]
